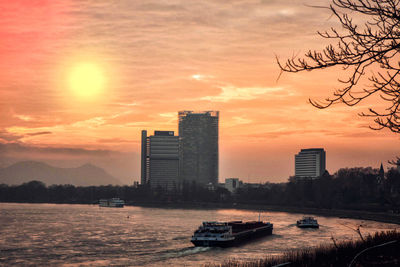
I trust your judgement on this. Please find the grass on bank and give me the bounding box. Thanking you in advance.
[206,230,400,267]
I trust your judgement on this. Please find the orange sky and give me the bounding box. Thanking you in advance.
[0,0,399,184]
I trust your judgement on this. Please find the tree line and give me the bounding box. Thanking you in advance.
[1,167,399,212]
[236,167,400,212]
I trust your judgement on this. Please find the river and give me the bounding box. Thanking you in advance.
[0,203,398,266]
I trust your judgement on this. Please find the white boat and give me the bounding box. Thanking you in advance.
[296,216,319,228]
[99,198,125,208]
[191,220,273,247]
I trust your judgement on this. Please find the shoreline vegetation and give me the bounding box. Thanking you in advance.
[204,230,400,267]
[1,165,400,227]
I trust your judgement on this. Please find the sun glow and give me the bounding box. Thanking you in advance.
[68,63,105,99]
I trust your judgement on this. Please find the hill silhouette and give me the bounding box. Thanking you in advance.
[0,161,121,186]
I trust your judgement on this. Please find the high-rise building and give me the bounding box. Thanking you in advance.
[140,130,148,185]
[141,130,179,190]
[178,111,219,185]
[295,148,326,178]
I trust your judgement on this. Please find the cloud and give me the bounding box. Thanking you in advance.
[241,128,387,140]
[157,112,178,125]
[0,142,118,157]
[96,138,136,144]
[0,130,52,142]
[334,131,384,138]
[232,116,252,125]
[13,114,34,122]
[201,85,284,102]
[25,131,52,137]
[71,117,106,128]
[243,129,335,139]
[115,102,138,107]
[159,112,176,118]
[123,122,149,127]
[191,74,214,81]
[70,111,133,128]
[0,130,22,142]
[109,110,133,119]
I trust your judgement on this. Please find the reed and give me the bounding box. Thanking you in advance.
[205,230,400,267]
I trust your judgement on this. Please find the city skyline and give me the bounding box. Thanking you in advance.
[142,111,218,189]
[1,1,399,265]
[1,0,399,184]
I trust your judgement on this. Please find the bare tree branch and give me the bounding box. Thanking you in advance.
[278,0,400,133]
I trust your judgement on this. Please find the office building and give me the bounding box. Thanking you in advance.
[140,130,148,185]
[141,130,179,190]
[224,178,242,193]
[295,148,326,178]
[178,111,219,185]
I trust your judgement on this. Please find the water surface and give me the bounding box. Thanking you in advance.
[0,203,397,266]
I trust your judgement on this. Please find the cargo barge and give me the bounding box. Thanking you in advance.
[99,198,125,208]
[191,220,273,247]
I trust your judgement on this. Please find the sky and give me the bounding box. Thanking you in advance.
[0,0,399,184]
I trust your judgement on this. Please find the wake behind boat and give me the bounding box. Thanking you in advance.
[296,216,319,228]
[191,220,273,247]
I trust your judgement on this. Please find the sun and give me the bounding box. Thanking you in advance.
[68,63,105,99]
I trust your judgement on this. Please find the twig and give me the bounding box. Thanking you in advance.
[272,262,292,267]
[348,240,398,267]
[331,235,339,249]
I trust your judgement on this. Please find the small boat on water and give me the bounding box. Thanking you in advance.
[99,198,125,208]
[191,220,273,247]
[296,216,319,228]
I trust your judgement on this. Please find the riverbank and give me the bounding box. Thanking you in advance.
[130,201,400,225]
[205,230,400,267]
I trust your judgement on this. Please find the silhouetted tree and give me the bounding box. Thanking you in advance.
[313,174,335,208]
[278,0,400,133]
[2,171,397,211]
[385,168,400,211]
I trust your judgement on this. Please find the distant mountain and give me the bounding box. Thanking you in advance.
[0,161,121,186]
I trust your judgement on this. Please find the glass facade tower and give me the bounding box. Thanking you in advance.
[178,111,219,186]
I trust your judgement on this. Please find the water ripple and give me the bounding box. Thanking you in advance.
[0,203,397,266]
